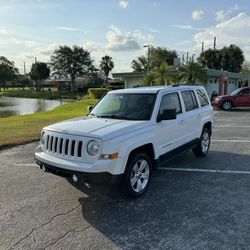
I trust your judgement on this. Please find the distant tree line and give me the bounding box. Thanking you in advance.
[0,46,115,92]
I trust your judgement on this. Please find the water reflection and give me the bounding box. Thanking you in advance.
[0,97,67,118]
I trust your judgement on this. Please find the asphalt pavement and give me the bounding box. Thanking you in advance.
[1,109,250,250]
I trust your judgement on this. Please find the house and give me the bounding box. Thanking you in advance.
[113,69,248,99]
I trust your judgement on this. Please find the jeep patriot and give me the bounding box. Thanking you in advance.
[35,85,213,197]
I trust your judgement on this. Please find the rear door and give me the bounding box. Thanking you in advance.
[180,90,201,143]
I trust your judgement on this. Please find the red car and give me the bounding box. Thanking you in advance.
[214,87,250,110]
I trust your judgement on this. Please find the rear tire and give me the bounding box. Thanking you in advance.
[193,128,211,157]
[221,100,232,110]
[123,152,152,198]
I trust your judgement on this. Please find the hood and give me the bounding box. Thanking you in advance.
[44,116,149,141]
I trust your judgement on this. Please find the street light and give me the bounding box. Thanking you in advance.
[143,44,151,72]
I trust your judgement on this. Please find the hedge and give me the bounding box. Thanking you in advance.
[88,88,111,99]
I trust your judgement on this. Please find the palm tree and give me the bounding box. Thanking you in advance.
[100,55,114,86]
[179,61,207,84]
[153,62,176,85]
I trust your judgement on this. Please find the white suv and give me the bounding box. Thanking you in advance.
[35,85,213,197]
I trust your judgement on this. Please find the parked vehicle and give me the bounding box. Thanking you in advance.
[214,87,250,110]
[34,85,213,197]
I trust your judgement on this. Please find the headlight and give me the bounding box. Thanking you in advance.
[87,140,101,156]
[40,131,46,145]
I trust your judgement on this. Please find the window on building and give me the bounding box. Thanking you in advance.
[181,90,198,111]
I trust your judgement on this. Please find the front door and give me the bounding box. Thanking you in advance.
[155,92,184,157]
[234,89,250,107]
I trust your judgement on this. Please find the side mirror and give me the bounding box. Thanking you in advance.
[238,92,243,96]
[87,105,94,113]
[157,108,176,122]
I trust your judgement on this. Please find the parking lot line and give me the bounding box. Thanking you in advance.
[158,167,250,175]
[13,163,37,167]
[214,126,250,128]
[212,139,250,143]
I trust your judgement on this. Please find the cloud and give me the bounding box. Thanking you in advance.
[192,10,204,20]
[174,24,194,30]
[56,27,81,32]
[84,25,154,52]
[215,10,226,22]
[215,4,240,23]
[194,12,250,60]
[119,0,128,9]
[148,28,160,33]
[0,27,8,34]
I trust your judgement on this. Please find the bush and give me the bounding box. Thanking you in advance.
[88,88,111,99]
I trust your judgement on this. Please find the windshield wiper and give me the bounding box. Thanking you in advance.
[98,114,128,120]
[88,113,99,118]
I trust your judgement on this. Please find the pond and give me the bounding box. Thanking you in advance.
[0,97,68,118]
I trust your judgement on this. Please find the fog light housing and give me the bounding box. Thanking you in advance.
[100,153,119,160]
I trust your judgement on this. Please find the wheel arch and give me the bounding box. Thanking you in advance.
[126,143,157,169]
[203,121,212,135]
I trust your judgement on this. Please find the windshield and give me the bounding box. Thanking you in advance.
[230,89,241,96]
[90,93,156,120]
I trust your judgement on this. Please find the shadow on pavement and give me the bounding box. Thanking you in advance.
[67,151,250,249]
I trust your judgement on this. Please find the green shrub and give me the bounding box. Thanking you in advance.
[88,88,111,99]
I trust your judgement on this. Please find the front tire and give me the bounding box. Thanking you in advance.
[123,153,152,198]
[221,100,232,110]
[193,128,211,157]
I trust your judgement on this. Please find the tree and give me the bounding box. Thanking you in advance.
[179,61,207,84]
[198,49,221,70]
[30,62,50,92]
[142,62,177,86]
[220,45,244,73]
[131,47,177,72]
[100,55,114,86]
[50,45,95,92]
[241,61,250,75]
[131,56,148,72]
[0,56,18,91]
[197,44,245,73]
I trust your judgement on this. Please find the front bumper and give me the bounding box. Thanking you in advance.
[34,146,123,184]
[35,159,122,184]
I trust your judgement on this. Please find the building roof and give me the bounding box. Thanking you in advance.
[113,69,247,80]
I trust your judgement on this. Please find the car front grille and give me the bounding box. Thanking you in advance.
[41,130,98,163]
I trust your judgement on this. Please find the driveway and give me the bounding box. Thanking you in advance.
[1,110,250,249]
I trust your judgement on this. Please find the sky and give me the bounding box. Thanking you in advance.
[0,0,250,74]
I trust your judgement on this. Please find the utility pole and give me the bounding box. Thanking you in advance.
[192,54,196,62]
[213,37,216,50]
[35,57,37,63]
[23,61,26,76]
[182,54,185,65]
[202,42,204,53]
[143,45,151,72]
[186,52,189,63]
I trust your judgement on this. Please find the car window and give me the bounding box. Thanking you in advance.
[181,90,198,111]
[159,92,182,115]
[196,89,209,107]
[240,89,250,95]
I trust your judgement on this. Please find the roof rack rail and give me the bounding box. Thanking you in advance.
[172,83,201,87]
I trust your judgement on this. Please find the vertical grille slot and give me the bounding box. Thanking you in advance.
[78,141,82,157]
[50,136,54,151]
[71,140,75,156]
[65,139,69,155]
[59,138,63,154]
[46,135,50,150]
[54,137,58,153]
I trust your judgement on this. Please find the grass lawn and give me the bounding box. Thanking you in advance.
[0,99,98,149]
[0,88,79,100]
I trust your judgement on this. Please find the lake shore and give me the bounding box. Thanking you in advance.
[0,98,98,149]
[0,88,80,100]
